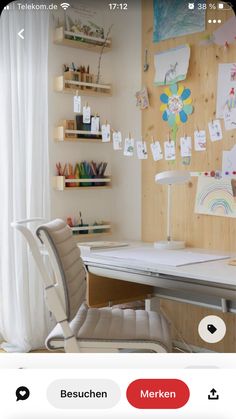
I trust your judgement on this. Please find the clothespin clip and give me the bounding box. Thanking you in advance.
[129,132,131,139]
[105,119,108,126]
[76,90,79,97]
[168,132,171,142]
[224,41,229,49]
[151,136,154,143]
[197,126,200,133]
[86,102,89,108]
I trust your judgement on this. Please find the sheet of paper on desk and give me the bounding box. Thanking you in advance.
[95,247,229,267]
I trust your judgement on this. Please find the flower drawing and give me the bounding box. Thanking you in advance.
[160,83,193,127]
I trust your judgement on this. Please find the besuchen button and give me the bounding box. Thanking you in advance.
[126,379,190,409]
[47,379,120,409]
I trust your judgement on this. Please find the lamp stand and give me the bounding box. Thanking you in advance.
[154,183,186,250]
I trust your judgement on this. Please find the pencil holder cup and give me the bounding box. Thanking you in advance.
[66,175,77,187]
[79,174,93,187]
[92,175,107,186]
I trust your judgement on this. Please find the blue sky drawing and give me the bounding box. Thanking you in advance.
[153,0,206,42]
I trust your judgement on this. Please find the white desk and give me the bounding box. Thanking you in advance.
[81,244,236,313]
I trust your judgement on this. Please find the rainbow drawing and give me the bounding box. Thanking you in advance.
[195,177,236,218]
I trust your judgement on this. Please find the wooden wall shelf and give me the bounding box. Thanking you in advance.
[71,223,112,235]
[53,176,112,191]
[54,76,112,96]
[54,27,112,52]
[54,126,106,143]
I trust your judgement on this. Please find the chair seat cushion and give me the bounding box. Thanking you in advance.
[46,303,171,352]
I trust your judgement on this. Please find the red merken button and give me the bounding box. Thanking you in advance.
[126,379,190,409]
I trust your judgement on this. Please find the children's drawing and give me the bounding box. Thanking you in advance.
[83,106,91,123]
[194,130,206,151]
[180,136,192,157]
[153,0,205,42]
[222,145,236,174]
[208,120,222,142]
[154,45,190,86]
[160,83,193,141]
[91,116,100,133]
[136,141,148,159]
[135,87,149,109]
[101,124,111,142]
[150,141,163,161]
[195,177,236,218]
[112,131,122,150]
[124,137,134,157]
[213,16,236,46]
[224,108,236,131]
[216,64,236,118]
[164,140,176,161]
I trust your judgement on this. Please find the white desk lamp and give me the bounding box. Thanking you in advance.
[154,170,190,250]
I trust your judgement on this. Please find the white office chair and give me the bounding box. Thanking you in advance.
[12,218,171,353]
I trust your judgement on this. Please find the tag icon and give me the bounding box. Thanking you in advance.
[207,324,217,334]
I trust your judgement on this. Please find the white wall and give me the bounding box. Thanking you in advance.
[48,1,142,240]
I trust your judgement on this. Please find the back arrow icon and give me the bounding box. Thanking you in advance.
[18,29,24,39]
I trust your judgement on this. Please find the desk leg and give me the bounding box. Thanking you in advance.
[145,297,160,312]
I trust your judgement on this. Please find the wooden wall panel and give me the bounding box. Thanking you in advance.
[142,1,236,351]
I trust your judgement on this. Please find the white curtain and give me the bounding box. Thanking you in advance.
[0,6,53,351]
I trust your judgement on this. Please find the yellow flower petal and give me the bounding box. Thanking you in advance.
[160,103,167,111]
[177,85,184,96]
[164,86,172,97]
[175,113,181,125]
[183,97,192,105]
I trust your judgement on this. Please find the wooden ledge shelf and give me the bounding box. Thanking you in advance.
[54,76,112,96]
[71,223,112,235]
[53,176,112,191]
[54,126,107,143]
[54,27,112,52]
[76,232,112,240]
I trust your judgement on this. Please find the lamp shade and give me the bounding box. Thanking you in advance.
[155,170,190,185]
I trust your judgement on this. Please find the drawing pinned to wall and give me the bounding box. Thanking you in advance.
[154,45,190,86]
[164,140,176,161]
[222,145,236,174]
[213,16,236,46]
[208,120,223,142]
[124,137,134,157]
[216,64,236,119]
[194,130,207,151]
[112,131,122,150]
[150,140,163,161]
[160,83,193,141]
[195,176,236,218]
[153,0,205,43]
[135,87,149,109]
[224,108,236,131]
[136,141,148,159]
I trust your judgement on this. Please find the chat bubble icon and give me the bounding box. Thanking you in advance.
[16,386,30,402]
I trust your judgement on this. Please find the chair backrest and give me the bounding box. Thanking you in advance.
[36,219,86,321]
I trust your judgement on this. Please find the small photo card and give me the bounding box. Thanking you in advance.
[136,141,148,159]
[224,108,236,131]
[91,116,100,133]
[83,106,91,124]
[112,131,122,150]
[180,136,192,157]
[135,86,149,110]
[194,130,206,151]
[150,141,163,161]
[101,124,111,142]
[164,140,176,161]
[208,119,223,142]
[73,95,81,113]
[124,137,134,156]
